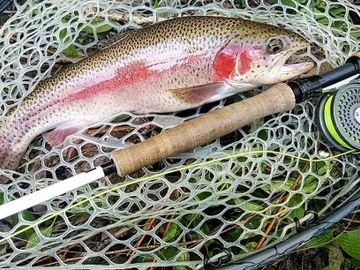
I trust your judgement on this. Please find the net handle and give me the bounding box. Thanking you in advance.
[111,83,296,176]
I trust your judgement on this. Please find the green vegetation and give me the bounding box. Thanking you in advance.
[305,227,360,269]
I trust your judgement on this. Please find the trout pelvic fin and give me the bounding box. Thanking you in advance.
[169,82,236,104]
[44,121,89,148]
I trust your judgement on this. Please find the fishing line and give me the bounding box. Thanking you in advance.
[230,201,360,270]
[216,80,360,269]
[0,148,354,245]
[220,187,360,270]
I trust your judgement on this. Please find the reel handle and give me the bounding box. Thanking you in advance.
[111,83,296,176]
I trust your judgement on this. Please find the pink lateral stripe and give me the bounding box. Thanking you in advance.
[65,62,154,102]
[65,55,206,103]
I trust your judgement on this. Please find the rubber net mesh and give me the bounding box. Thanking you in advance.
[0,0,359,268]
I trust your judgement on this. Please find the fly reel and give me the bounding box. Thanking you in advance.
[316,82,360,151]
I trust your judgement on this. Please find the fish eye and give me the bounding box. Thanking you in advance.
[266,37,285,54]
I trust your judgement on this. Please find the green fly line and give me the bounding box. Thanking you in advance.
[323,96,352,149]
[0,149,355,245]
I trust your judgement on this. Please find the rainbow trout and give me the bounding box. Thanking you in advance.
[0,16,313,170]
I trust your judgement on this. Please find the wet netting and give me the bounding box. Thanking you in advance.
[0,0,359,269]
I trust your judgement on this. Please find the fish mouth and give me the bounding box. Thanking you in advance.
[272,48,314,79]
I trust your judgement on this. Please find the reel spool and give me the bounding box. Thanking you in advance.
[316,82,360,151]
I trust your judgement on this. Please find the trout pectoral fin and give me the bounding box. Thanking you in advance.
[169,82,236,105]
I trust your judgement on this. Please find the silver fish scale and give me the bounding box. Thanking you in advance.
[0,0,359,269]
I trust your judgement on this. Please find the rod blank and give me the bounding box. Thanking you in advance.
[0,167,105,220]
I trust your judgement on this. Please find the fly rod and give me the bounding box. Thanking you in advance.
[0,52,359,220]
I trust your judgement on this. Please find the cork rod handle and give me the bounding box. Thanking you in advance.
[111,83,296,176]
